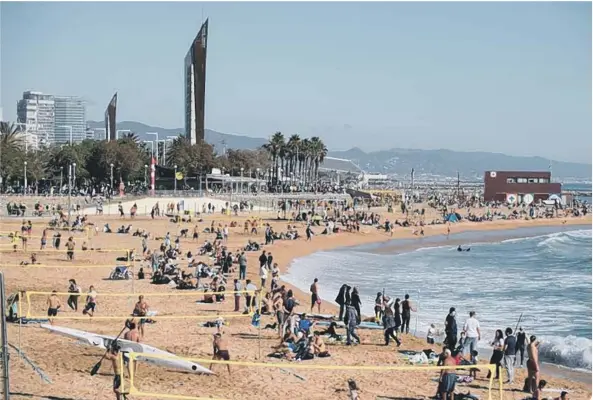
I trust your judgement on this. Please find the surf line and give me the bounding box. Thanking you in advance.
[8,342,52,383]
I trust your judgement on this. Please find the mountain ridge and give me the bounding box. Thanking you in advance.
[87,121,591,179]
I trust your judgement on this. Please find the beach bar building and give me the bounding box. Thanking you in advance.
[483,171,561,204]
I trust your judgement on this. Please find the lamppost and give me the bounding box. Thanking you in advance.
[60,166,63,193]
[115,129,131,140]
[143,140,155,160]
[72,162,77,190]
[23,161,27,195]
[144,165,148,185]
[110,163,114,191]
[240,167,244,194]
[67,164,72,224]
[146,132,159,163]
[174,165,178,194]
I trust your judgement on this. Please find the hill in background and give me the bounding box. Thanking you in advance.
[87,121,591,180]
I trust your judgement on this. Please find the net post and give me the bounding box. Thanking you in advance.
[0,273,10,400]
[488,365,495,400]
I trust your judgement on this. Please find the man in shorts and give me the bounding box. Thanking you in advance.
[438,348,457,400]
[46,290,61,325]
[210,333,231,375]
[527,335,540,393]
[310,278,321,313]
[105,343,124,400]
[66,237,76,260]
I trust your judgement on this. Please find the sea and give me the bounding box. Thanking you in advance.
[284,225,592,372]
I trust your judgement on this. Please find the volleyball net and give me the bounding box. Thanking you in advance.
[121,352,503,400]
[21,290,262,321]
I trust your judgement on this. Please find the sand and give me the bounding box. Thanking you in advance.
[2,204,591,400]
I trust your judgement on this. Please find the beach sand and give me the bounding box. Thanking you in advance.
[2,204,591,400]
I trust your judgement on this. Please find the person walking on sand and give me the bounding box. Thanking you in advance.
[104,344,123,400]
[210,333,231,375]
[401,293,416,334]
[486,329,505,381]
[515,327,527,368]
[462,311,481,356]
[444,307,458,351]
[527,335,540,393]
[238,251,247,280]
[306,224,313,241]
[383,297,401,347]
[234,279,242,312]
[132,295,149,338]
[350,287,362,324]
[335,285,348,321]
[67,279,81,311]
[46,290,61,325]
[66,237,75,261]
[123,321,141,377]
[259,250,267,268]
[344,302,361,346]
[82,285,97,317]
[503,327,516,384]
[310,278,321,313]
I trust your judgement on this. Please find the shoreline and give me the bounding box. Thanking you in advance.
[279,219,592,384]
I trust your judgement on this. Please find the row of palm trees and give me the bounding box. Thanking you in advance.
[262,132,328,186]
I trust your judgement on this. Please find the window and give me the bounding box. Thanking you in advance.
[506,178,516,183]
[539,178,549,183]
[528,178,538,184]
[517,178,527,183]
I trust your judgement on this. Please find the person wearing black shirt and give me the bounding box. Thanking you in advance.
[259,251,267,268]
[444,307,458,351]
[350,287,362,324]
[335,285,348,321]
[515,327,527,367]
[266,252,273,268]
[503,328,517,384]
[401,294,416,334]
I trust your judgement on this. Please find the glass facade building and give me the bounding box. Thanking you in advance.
[16,91,55,146]
[184,19,208,145]
[54,96,86,144]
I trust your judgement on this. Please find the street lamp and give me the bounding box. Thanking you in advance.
[60,166,64,193]
[72,162,77,189]
[144,164,148,185]
[143,140,155,160]
[240,167,244,194]
[110,163,114,191]
[116,129,131,140]
[23,161,27,194]
[174,165,178,194]
[146,132,159,163]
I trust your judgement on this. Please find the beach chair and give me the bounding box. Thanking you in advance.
[108,266,132,280]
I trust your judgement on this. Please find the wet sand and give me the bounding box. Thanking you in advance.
[2,206,591,400]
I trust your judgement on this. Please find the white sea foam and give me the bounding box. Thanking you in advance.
[283,227,592,371]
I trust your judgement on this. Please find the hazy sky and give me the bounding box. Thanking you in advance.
[1,2,591,163]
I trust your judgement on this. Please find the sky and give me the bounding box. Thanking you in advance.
[1,2,591,163]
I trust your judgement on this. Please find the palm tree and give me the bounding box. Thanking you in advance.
[262,132,285,182]
[309,136,328,183]
[286,134,301,180]
[0,122,25,153]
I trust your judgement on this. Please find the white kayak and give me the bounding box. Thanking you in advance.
[40,324,212,374]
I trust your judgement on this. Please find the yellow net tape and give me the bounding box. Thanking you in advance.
[125,352,502,400]
[24,290,262,320]
[0,263,134,269]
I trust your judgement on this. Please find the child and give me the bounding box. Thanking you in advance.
[427,323,437,344]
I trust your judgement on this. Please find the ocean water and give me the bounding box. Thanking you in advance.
[284,226,592,371]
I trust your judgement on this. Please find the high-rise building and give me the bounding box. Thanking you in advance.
[184,19,208,145]
[16,91,55,145]
[54,96,86,144]
[105,93,117,141]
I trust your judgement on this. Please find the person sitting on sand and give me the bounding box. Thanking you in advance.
[312,331,330,357]
[531,379,547,400]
